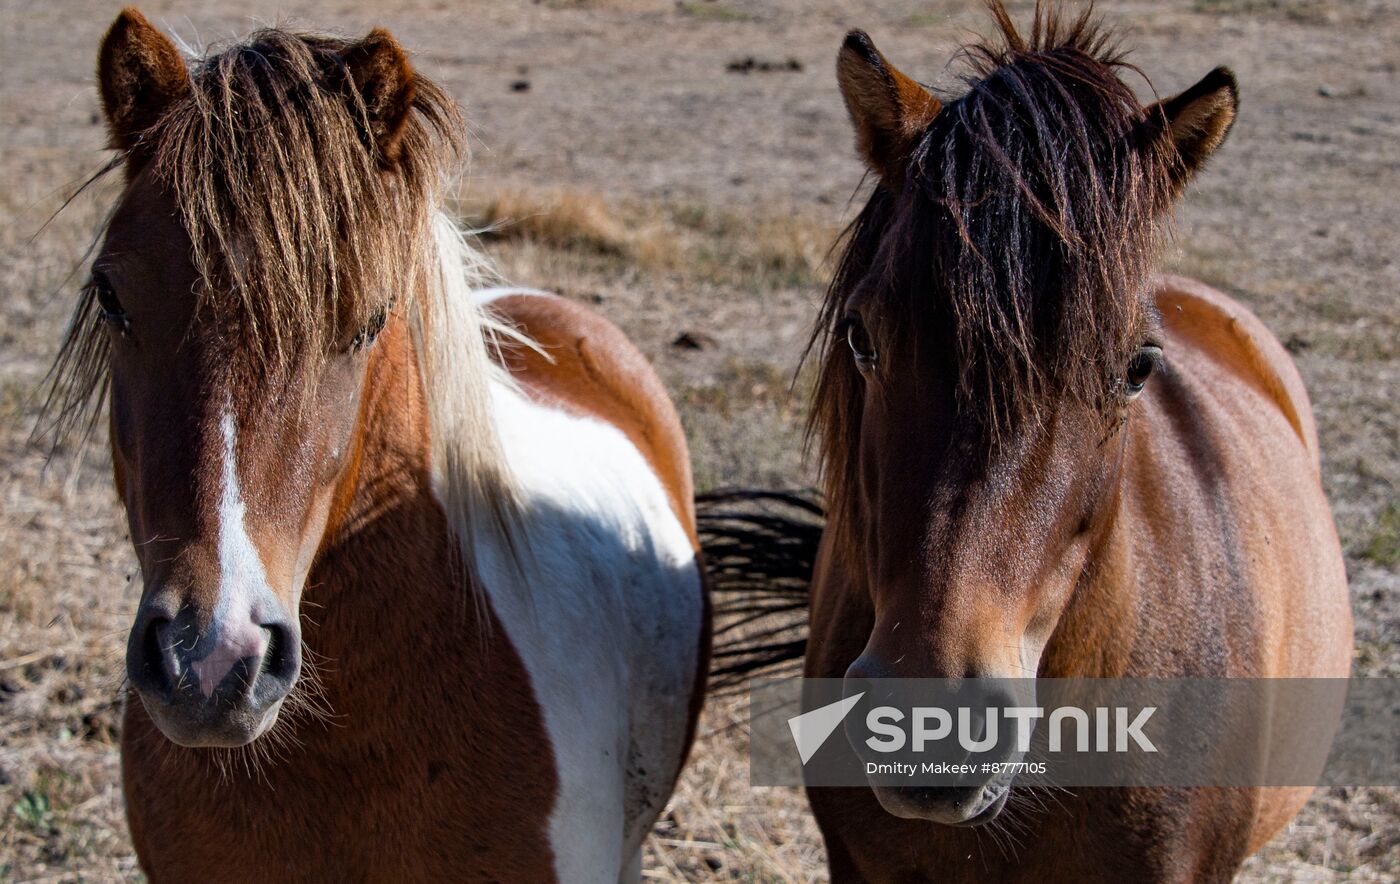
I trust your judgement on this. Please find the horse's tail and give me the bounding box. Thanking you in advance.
[696,489,823,693]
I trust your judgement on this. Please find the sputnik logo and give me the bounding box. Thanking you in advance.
[788,692,864,764]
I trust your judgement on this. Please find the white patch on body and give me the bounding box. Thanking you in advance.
[468,379,703,883]
[422,228,701,880]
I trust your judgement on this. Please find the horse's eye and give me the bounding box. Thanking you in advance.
[1125,345,1162,398]
[349,304,390,353]
[845,314,877,371]
[92,272,130,337]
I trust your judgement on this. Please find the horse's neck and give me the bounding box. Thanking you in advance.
[1040,466,1142,678]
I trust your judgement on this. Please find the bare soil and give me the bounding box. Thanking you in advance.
[1,0,1396,880]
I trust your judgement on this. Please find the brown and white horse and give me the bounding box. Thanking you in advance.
[800,3,1353,880]
[47,10,707,881]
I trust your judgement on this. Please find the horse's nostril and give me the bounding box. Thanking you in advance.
[260,621,299,683]
[139,614,175,694]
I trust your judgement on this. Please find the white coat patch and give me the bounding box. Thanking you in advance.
[469,380,703,882]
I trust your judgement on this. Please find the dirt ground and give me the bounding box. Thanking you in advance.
[1,0,1396,880]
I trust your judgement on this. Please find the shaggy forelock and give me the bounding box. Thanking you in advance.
[41,26,465,449]
[154,28,464,370]
[809,1,1177,546]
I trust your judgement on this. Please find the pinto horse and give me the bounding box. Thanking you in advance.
[800,3,1353,880]
[46,10,707,880]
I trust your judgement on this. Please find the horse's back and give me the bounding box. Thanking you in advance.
[1147,275,1352,851]
[470,288,708,879]
[1149,274,1350,676]
[1153,275,1320,468]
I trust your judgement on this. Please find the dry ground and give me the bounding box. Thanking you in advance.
[1,0,1397,880]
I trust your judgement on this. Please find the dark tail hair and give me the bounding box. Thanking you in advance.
[696,489,823,692]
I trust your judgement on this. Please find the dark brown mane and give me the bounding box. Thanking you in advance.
[41,26,463,449]
[809,1,1176,538]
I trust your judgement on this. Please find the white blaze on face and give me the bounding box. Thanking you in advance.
[190,409,272,697]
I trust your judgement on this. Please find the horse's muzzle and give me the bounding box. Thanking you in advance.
[126,600,300,747]
[844,659,1026,827]
[870,780,1012,826]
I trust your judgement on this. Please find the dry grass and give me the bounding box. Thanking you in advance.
[0,445,138,881]
[676,2,756,24]
[644,201,837,291]
[1191,0,1393,26]
[455,185,839,293]
[1361,504,1400,570]
[642,696,826,882]
[457,186,632,255]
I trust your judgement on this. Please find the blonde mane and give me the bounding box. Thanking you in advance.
[417,212,533,575]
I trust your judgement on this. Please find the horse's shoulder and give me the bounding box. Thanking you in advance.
[1151,274,1319,466]
[481,288,664,399]
[476,288,697,535]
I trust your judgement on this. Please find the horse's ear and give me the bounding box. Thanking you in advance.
[836,30,941,186]
[340,28,418,167]
[97,8,189,154]
[1146,67,1238,192]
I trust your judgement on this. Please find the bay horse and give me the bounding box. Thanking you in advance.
[801,3,1353,880]
[45,9,708,881]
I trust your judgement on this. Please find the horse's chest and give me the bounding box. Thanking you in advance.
[122,692,563,881]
